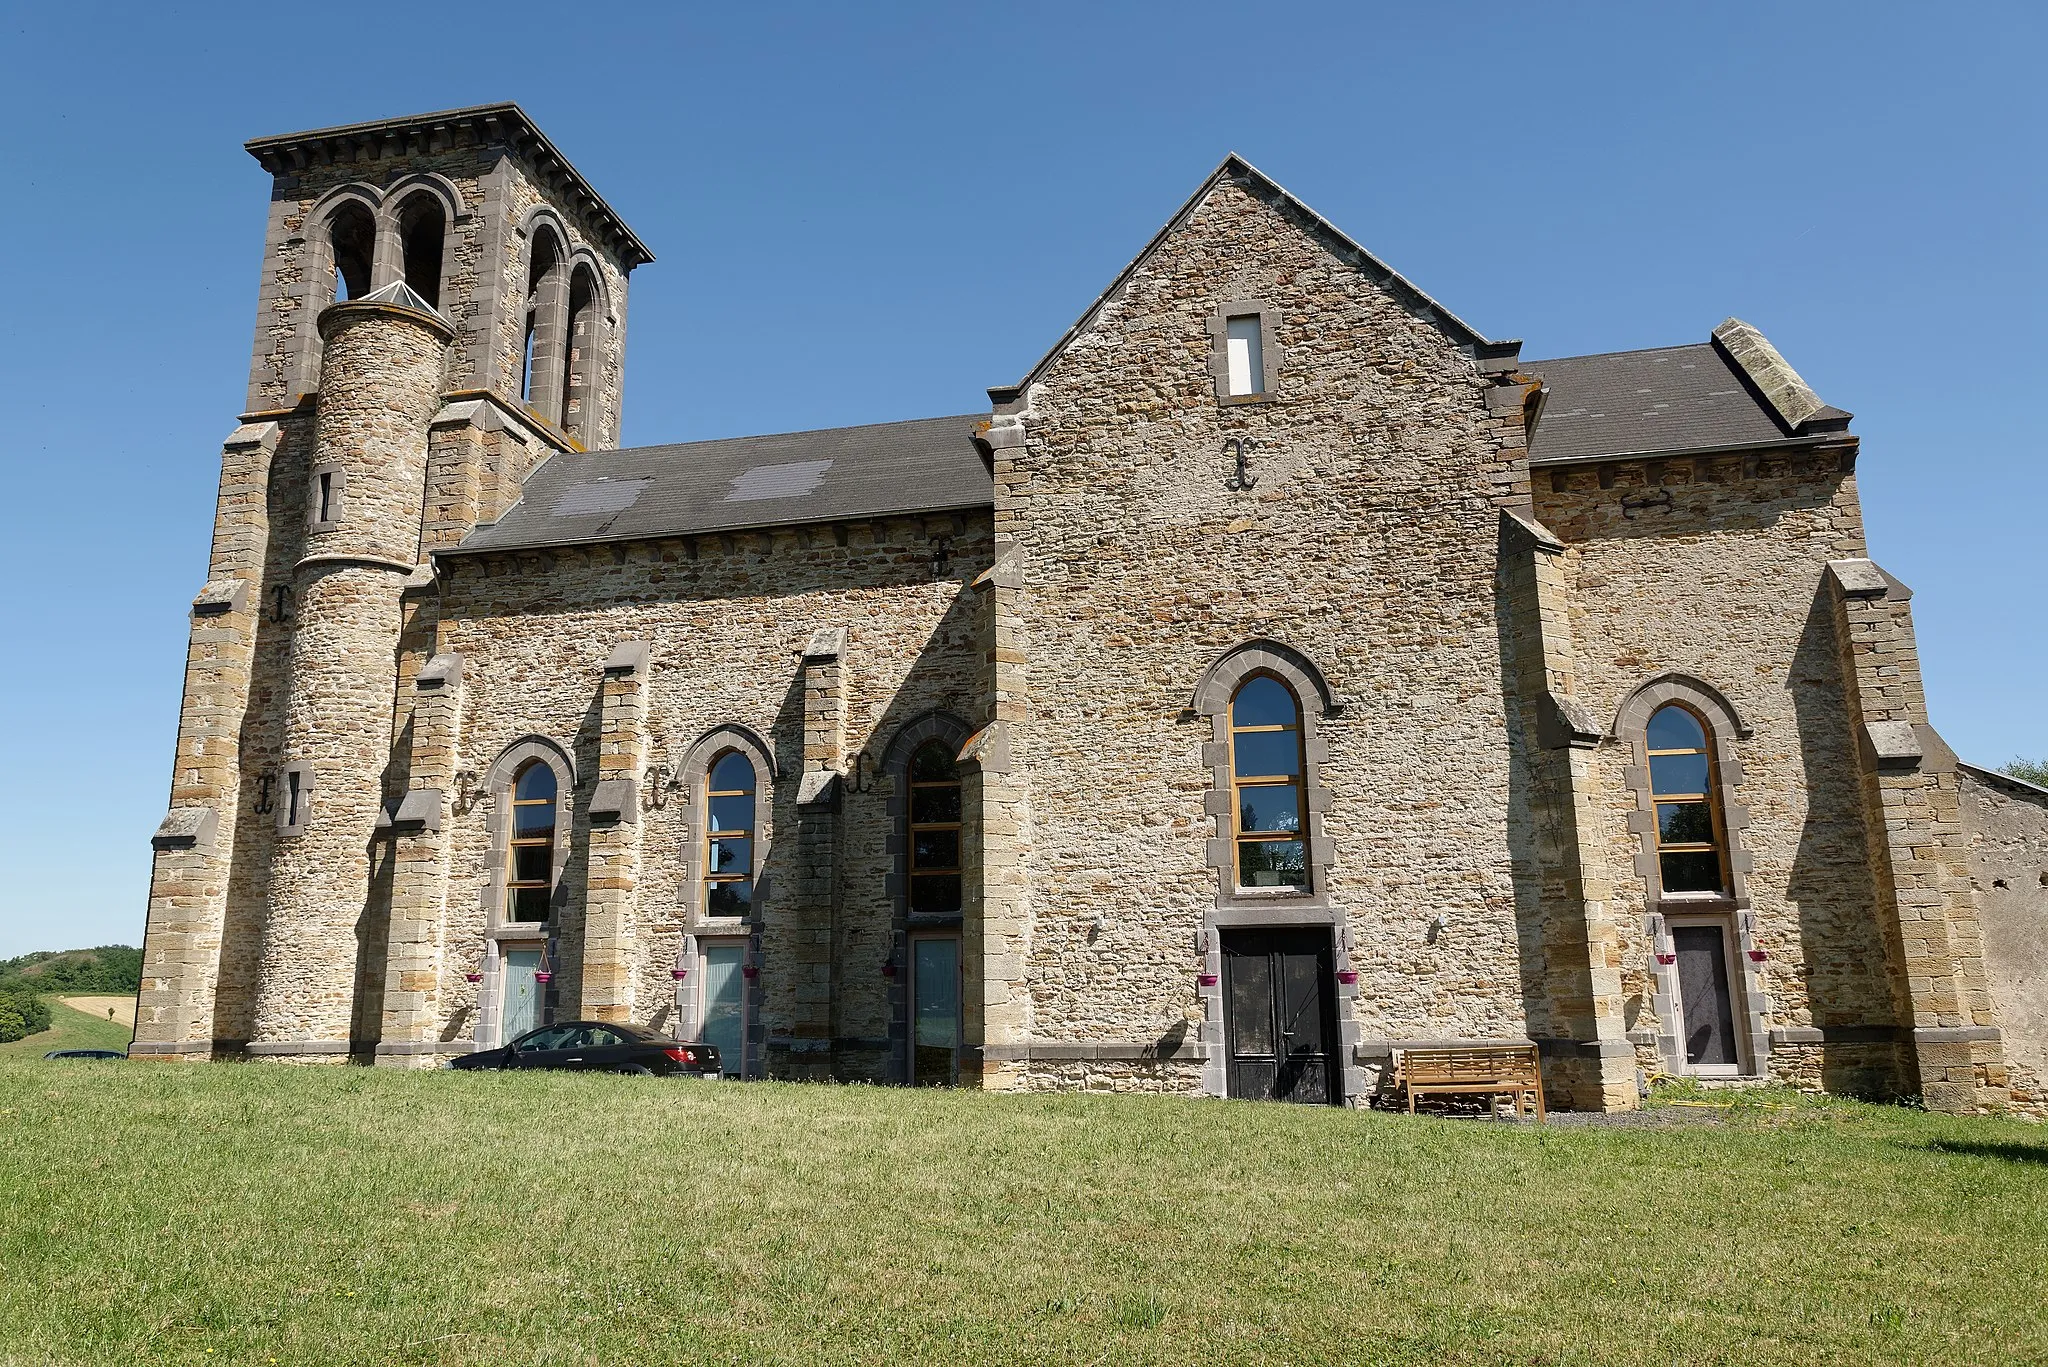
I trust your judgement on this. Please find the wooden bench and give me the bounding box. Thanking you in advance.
[1393,1043,1546,1121]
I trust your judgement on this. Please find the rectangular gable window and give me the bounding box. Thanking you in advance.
[1226,315,1264,396]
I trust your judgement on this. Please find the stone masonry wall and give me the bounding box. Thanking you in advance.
[1530,450,1909,1095]
[430,515,992,1064]
[1000,173,1536,1084]
[249,305,450,1052]
[246,144,629,449]
[1959,766,2048,1116]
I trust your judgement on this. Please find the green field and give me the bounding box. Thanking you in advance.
[0,1000,132,1058]
[1,1062,2043,1365]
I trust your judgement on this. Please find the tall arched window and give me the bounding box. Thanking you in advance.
[704,751,757,916]
[396,194,446,310]
[908,741,963,914]
[1231,674,1308,890]
[561,265,599,445]
[521,228,564,409]
[1648,704,1726,895]
[327,201,376,304]
[506,760,557,921]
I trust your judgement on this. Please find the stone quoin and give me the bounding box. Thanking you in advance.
[131,103,2048,1115]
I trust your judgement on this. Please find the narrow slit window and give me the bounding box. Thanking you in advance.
[1226,315,1265,397]
[704,751,756,917]
[316,471,336,524]
[285,770,304,828]
[1648,704,1726,895]
[1230,674,1308,889]
[908,741,962,915]
[506,761,557,922]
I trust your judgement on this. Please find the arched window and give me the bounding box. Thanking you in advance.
[520,228,565,415]
[909,741,963,914]
[704,750,757,916]
[396,194,445,310]
[327,201,376,304]
[1648,704,1726,895]
[506,760,558,921]
[561,265,599,445]
[1231,674,1308,890]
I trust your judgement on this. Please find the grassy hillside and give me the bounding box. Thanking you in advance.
[0,999,132,1056]
[0,1062,2043,1365]
[0,943,141,994]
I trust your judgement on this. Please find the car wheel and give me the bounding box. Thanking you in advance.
[614,1063,654,1076]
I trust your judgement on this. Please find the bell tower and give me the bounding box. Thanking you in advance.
[132,105,652,1061]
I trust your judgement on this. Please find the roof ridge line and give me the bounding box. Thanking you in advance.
[595,411,987,457]
[991,152,1504,403]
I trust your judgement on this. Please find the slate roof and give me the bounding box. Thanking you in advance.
[451,413,992,555]
[1522,341,1846,464]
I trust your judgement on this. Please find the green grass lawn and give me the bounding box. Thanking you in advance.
[1,1063,2043,1365]
[0,1000,132,1058]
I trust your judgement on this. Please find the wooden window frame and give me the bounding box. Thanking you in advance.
[505,759,557,924]
[702,749,757,916]
[1230,672,1312,894]
[1647,702,1730,899]
[908,741,964,917]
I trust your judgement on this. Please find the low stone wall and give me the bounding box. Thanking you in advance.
[1960,765,2048,1118]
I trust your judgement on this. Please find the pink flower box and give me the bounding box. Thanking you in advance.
[1336,970,1358,986]
[1198,973,1219,987]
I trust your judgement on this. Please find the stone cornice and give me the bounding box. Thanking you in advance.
[245,102,653,270]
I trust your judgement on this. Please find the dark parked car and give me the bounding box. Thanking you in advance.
[44,1049,126,1060]
[450,1021,719,1077]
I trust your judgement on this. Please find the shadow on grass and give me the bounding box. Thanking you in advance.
[1914,1139,2048,1166]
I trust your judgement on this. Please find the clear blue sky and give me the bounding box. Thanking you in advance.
[1,3,2040,956]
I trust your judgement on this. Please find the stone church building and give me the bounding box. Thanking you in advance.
[133,103,2048,1115]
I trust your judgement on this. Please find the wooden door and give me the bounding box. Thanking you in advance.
[1674,924,1739,1068]
[1222,928,1340,1104]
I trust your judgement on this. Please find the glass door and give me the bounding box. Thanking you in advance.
[702,944,746,1078]
[911,936,961,1087]
[499,948,542,1044]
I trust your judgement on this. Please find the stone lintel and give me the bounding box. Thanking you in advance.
[151,805,218,852]
[191,578,249,617]
[802,626,846,662]
[1827,557,1891,599]
[1539,690,1604,750]
[415,652,463,690]
[795,769,840,810]
[589,777,637,824]
[222,420,283,452]
[1864,720,1925,769]
[1712,317,1827,430]
[1501,505,1565,553]
[391,787,443,833]
[602,640,652,677]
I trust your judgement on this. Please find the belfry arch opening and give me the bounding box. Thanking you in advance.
[327,202,375,303]
[396,194,446,309]
[521,227,565,410]
[562,264,599,444]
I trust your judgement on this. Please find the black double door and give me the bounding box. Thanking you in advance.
[1221,928,1341,1105]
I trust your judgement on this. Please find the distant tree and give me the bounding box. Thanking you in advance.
[0,988,51,1043]
[0,945,141,995]
[2000,758,2048,788]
